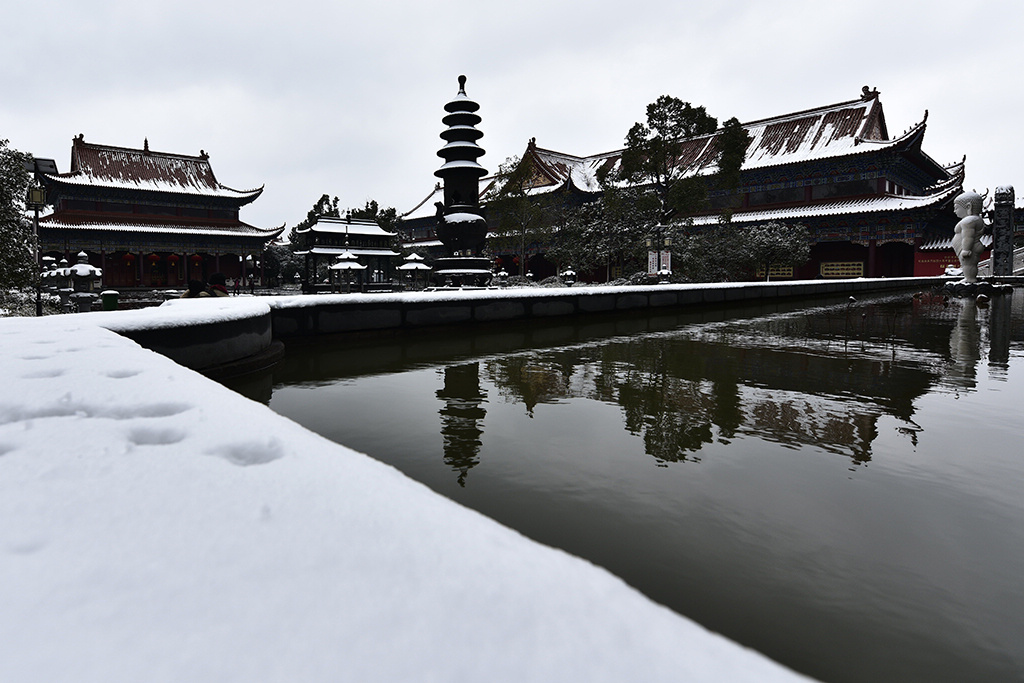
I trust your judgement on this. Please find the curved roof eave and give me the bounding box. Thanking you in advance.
[689,184,962,226]
[39,218,284,239]
[42,173,265,204]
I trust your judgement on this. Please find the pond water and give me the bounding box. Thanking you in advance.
[227,290,1024,683]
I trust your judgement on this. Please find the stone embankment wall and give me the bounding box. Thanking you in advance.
[267,278,948,338]
[88,277,950,376]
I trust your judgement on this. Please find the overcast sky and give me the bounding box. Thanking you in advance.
[3,0,1021,230]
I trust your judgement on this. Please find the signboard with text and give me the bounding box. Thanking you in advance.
[820,261,864,278]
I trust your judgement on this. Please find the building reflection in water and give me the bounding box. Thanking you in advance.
[246,291,1021,475]
[477,295,1021,468]
[436,363,487,486]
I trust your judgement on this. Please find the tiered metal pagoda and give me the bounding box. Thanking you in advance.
[432,75,491,284]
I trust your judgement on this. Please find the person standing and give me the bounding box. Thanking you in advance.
[208,272,230,297]
[179,280,210,298]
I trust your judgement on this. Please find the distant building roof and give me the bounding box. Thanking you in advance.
[38,217,283,240]
[296,215,396,237]
[400,183,444,221]
[691,166,965,226]
[296,246,400,258]
[483,88,948,200]
[41,135,263,204]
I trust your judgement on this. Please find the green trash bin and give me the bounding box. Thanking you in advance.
[101,290,119,311]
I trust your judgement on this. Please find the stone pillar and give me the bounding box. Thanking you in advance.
[992,186,1015,277]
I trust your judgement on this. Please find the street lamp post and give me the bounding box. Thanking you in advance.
[26,185,46,316]
[646,226,672,279]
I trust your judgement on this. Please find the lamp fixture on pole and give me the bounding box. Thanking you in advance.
[26,185,47,316]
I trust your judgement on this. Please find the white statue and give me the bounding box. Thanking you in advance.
[952,191,986,283]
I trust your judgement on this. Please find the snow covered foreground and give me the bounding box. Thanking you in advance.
[0,313,812,683]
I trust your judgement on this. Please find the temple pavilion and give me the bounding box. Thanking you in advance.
[294,214,400,291]
[34,135,282,289]
[461,87,966,280]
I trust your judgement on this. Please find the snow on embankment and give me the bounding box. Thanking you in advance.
[90,297,274,371]
[0,312,813,683]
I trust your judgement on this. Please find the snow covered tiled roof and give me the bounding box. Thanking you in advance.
[494,90,935,197]
[919,233,993,252]
[738,94,893,171]
[690,181,962,226]
[297,247,400,257]
[43,136,263,204]
[39,217,283,239]
[296,216,396,237]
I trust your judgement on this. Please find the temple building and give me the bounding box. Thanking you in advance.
[409,87,965,280]
[294,214,400,291]
[34,135,282,289]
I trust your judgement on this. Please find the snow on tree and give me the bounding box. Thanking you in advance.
[487,155,553,276]
[618,95,719,224]
[741,221,811,281]
[675,221,810,283]
[0,139,37,293]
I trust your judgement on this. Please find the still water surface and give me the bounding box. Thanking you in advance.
[230,291,1024,682]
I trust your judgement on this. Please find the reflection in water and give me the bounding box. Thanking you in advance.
[222,293,1022,469]
[224,290,1024,683]
[948,299,981,387]
[989,294,1012,372]
[482,332,921,466]
[436,363,486,486]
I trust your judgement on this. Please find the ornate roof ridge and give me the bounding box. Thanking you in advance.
[400,183,443,218]
[71,135,213,163]
[46,134,265,203]
[738,89,880,130]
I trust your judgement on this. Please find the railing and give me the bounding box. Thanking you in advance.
[979,246,1024,276]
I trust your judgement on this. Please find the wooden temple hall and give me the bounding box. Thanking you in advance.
[471,87,967,279]
[33,135,282,289]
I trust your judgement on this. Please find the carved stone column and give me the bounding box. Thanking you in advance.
[992,186,1015,277]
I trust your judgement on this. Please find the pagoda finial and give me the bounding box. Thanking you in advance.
[458,74,467,95]
[144,138,150,154]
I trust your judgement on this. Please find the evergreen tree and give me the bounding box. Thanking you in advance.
[675,221,810,282]
[347,199,398,233]
[617,95,719,223]
[488,155,552,275]
[287,194,340,250]
[0,139,37,293]
[262,241,304,285]
[711,117,752,220]
[740,221,811,280]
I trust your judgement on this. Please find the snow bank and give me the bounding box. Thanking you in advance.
[0,313,812,683]
[90,297,271,332]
